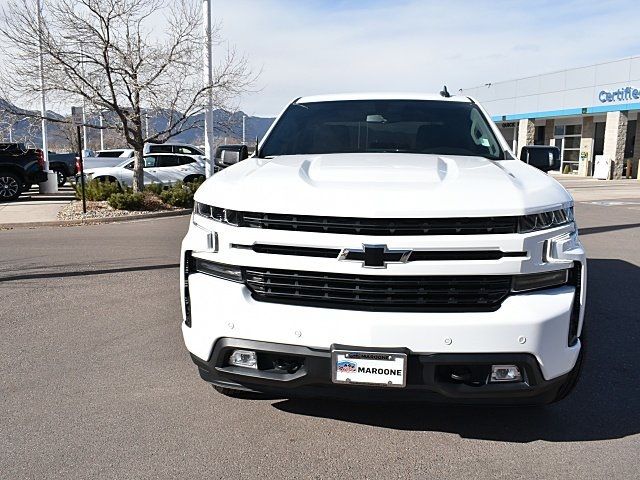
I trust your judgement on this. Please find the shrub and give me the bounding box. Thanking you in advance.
[139,191,166,211]
[107,191,146,210]
[76,178,121,201]
[144,183,164,195]
[159,179,203,208]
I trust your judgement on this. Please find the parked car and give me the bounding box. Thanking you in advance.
[0,142,47,201]
[48,152,78,187]
[144,142,204,157]
[82,149,135,170]
[181,93,586,405]
[79,153,205,188]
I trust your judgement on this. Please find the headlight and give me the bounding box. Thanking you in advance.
[512,269,570,292]
[194,201,240,226]
[518,206,574,233]
[192,258,243,283]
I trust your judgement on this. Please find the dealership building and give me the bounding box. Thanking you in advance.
[461,55,640,179]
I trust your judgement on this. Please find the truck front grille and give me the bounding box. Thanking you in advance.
[244,267,512,311]
[239,212,518,236]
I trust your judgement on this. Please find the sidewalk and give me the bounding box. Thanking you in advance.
[0,186,75,227]
[552,174,640,202]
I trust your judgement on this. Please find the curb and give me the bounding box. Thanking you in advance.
[0,208,191,229]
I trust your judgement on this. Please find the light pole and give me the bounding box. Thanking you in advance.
[242,114,246,145]
[80,42,88,151]
[203,0,214,177]
[36,0,57,193]
[99,111,104,150]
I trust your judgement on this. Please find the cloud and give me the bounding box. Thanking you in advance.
[216,0,640,116]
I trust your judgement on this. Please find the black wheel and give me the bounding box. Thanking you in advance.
[53,168,67,187]
[0,172,22,201]
[213,385,266,400]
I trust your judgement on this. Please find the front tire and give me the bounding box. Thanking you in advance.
[0,172,22,201]
[213,385,266,400]
[551,335,585,403]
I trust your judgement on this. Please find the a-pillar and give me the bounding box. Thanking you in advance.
[578,116,595,176]
[517,119,535,158]
[603,111,628,179]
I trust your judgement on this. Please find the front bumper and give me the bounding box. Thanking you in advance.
[183,272,582,382]
[181,214,587,398]
[191,338,570,404]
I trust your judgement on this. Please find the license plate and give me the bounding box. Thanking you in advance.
[332,350,407,388]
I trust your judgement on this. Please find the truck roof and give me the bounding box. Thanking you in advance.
[295,92,472,104]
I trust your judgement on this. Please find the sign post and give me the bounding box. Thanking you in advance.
[72,106,87,214]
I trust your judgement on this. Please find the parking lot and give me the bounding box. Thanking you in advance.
[1,177,639,479]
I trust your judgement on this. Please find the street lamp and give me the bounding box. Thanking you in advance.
[242,114,246,145]
[99,111,104,150]
[203,0,214,176]
[36,0,58,193]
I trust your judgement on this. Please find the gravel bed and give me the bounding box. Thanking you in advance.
[57,200,185,221]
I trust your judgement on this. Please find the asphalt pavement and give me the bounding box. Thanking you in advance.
[1,179,639,479]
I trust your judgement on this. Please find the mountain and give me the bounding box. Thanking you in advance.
[0,100,275,151]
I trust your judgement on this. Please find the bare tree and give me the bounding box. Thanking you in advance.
[0,0,255,191]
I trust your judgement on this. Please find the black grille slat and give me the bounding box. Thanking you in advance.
[239,212,518,236]
[244,267,512,311]
[236,243,527,261]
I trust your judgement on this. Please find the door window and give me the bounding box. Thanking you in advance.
[178,155,196,165]
[157,156,181,167]
[148,145,173,154]
[143,156,157,168]
[176,146,202,155]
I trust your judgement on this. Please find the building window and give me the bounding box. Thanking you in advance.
[534,126,545,145]
[565,125,582,136]
[624,120,636,158]
[594,122,605,156]
[555,124,582,174]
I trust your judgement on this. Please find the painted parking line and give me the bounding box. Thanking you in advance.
[585,201,640,206]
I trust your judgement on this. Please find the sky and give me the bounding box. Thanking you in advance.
[1,0,639,118]
[213,0,640,117]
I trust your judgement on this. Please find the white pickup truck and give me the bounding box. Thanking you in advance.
[180,93,586,405]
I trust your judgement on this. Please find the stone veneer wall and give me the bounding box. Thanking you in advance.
[517,119,535,158]
[603,111,628,179]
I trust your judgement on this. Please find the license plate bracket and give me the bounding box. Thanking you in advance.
[331,349,407,388]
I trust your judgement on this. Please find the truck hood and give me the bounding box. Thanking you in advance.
[196,153,572,217]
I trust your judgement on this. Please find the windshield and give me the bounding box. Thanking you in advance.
[260,100,503,159]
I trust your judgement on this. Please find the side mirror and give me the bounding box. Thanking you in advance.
[221,150,241,165]
[215,145,249,166]
[520,146,561,173]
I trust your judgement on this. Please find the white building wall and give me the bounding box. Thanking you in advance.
[461,56,640,120]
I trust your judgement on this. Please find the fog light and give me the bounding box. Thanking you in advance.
[229,349,258,369]
[490,365,522,382]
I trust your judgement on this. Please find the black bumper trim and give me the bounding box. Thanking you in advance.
[190,338,569,404]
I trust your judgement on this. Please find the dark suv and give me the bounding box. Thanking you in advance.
[0,143,47,201]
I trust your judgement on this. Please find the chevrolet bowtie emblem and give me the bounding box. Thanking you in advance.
[338,244,412,268]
